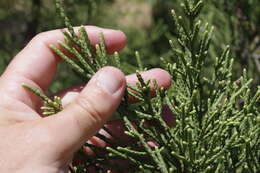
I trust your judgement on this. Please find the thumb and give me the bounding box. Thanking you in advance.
[43,66,126,155]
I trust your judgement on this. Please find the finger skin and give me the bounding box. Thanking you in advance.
[0,26,127,109]
[126,68,171,88]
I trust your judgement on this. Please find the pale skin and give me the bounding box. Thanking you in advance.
[0,26,171,173]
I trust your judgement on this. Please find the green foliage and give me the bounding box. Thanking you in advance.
[22,0,260,172]
[22,84,63,116]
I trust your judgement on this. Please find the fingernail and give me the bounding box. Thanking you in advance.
[97,68,123,95]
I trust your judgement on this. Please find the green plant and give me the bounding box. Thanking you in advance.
[23,0,259,172]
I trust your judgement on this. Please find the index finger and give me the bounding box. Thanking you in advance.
[0,26,127,109]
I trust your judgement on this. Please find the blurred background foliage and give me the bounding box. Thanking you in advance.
[0,0,259,93]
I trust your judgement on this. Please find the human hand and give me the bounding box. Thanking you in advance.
[0,26,171,173]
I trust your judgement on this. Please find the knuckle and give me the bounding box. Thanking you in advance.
[30,31,49,46]
[74,96,104,127]
[32,32,46,42]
